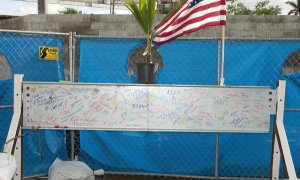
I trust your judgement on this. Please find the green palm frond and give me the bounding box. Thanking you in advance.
[125,0,157,35]
[286,0,300,15]
[139,0,148,33]
[286,1,298,8]
[124,0,157,62]
[148,0,157,34]
[124,0,147,34]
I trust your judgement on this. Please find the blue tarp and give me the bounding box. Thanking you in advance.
[286,72,300,88]
[79,38,219,85]
[79,39,300,177]
[0,33,66,176]
[219,40,300,176]
[79,39,219,176]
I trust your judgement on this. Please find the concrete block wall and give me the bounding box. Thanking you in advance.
[0,14,300,39]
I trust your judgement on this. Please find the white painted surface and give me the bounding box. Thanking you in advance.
[23,83,275,132]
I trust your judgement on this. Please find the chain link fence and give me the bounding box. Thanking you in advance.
[71,36,221,179]
[72,36,300,179]
[1,30,300,179]
[219,39,300,178]
[0,29,72,177]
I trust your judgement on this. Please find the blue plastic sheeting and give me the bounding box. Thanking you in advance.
[79,38,300,177]
[0,108,13,150]
[285,112,300,174]
[79,38,219,85]
[22,130,68,176]
[0,33,66,176]
[219,120,274,177]
[285,77,300,109]
[285,72,300,88]
[284,72,300,109]
[224,40,300,109]
[81,131,216,176]
[218,41,300,177]
[79,38,219,176]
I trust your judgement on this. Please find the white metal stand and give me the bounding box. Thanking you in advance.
[13,133,22,180]
[3,74,23,180]
[6,75,298,179]
[270,80,299,180]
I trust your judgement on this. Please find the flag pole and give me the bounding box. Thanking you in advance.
[215,25,225,178]
[220,25,225,86]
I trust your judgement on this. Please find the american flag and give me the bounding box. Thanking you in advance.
[154,0,226,45]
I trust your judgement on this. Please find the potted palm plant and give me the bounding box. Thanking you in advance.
[124,0,159,84]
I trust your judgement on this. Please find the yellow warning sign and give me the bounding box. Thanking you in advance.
[39,46,59,60]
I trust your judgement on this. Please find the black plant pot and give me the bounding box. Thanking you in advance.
[137,63,157,84]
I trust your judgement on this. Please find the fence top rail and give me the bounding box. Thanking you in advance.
[225,37,300,41]
[74,34,221,40]
[75,34,300,41]
[0,29,70,36]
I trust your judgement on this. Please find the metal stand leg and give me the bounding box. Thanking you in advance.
[270,81,298,180]
[215,133,219,177]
